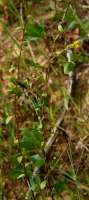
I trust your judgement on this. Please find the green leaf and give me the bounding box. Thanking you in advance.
[63,62,75,74]
[9,65,16,72]
[43,94,49,107]
[34,98,43,111]
[64,171,77,182]
[54,179,66,194]
[64,6,77,24]
[65,5,89,37]
[10,165,24,180]
[80,20,89,36]
[58,24,64,33]
[10,155,24,180]
[31,154,45,167]
[31,175,41,192]
[6,116,13,125]
[10,77,17,85]
[17,156,23,164]
[7,0,20,21]
[68,20,77,30]
[17,173,25,179]
[24,20,45,41]
[40,180,46,190]
[21,126,43,150]
[25,58,40,68]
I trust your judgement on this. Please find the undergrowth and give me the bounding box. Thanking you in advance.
[0,0,89,199]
